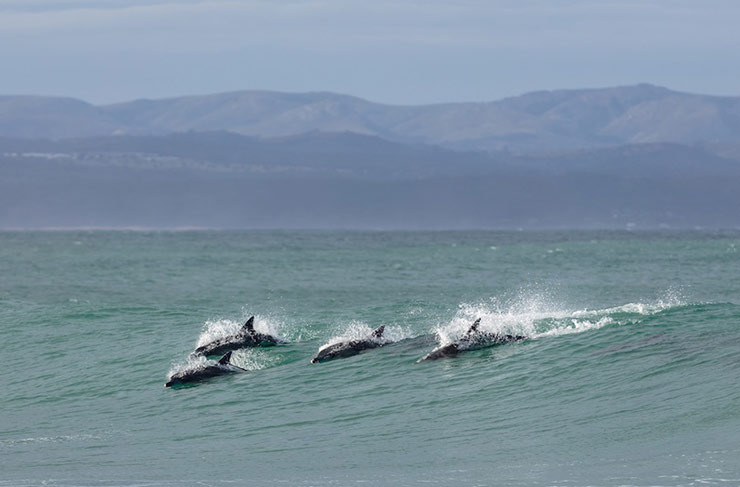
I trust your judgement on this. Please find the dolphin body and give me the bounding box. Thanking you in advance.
[311,325,387,363]
[165,351,245,387]
[419,319,526,361]
[193,316,283,357]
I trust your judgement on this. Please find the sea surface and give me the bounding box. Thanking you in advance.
[1,230,739,486]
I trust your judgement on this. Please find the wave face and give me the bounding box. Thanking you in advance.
[1,230,739,486]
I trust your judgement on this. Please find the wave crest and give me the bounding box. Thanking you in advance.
[435,290,686,345]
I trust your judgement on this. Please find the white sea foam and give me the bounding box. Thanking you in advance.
[434,289,686,345]
[229,348,282,371]
[534,316,615,337]
[0,433,103,447]
[578,288,685,318]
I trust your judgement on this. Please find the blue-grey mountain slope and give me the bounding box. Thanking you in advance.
[3,85,740,154]
[0,96,123,139]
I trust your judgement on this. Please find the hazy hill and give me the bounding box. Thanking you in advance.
[0,96,123,139]
[2,85,740,154]
[2,131,738,229]
[0,131,498,180]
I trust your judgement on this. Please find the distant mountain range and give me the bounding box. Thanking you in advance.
[2,84,739,228]
[2,84,740,154]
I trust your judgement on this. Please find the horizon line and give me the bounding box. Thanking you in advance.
[1,226,737,233]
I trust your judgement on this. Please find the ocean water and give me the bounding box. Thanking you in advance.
[1,230,739,486]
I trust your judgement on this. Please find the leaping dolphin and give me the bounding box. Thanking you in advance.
[311,325,388,363]
[193,316,283,357]
[418,318,526,361]
[165,351,245,387]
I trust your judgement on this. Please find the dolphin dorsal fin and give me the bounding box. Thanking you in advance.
[218,351,232,365]
[468,318,481,334]
[242,316,255,333]
[373,325,385,338]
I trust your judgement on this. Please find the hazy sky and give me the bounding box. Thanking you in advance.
[1,0,739,104]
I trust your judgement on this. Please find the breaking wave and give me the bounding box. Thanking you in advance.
[434,289,686,346]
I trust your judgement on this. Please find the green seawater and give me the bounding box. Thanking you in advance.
[1,230,739,486]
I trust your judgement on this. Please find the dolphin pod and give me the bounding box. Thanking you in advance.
[165,317,528,387]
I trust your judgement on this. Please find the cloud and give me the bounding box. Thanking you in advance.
[0,0,202,12]
[0,0,739,103]
[2,0,738,53]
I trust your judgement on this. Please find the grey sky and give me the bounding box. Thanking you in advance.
[1,0,739,104]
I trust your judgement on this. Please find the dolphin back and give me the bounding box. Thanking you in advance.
[311,333,386,363]
[193,330,281,357]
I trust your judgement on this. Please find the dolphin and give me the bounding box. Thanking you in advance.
[418,318,526,361]
[311,325,387,363]
[193,316,283,357]
[165,351,245,387]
